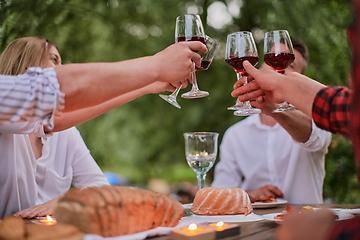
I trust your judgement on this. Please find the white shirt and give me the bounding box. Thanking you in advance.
[211,114,332,204]
[0,68,64,129]
[0,126,109,218]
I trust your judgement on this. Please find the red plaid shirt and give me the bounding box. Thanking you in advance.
[312,86,352,137]
[320,1,360,238]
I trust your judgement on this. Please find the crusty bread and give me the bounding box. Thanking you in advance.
[54,185,184,237]
[191,187,253,215]
[0,216,84,240]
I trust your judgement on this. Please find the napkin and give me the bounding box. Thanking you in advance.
[83,219,208,240]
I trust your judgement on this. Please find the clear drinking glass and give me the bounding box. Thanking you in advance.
[159,14,205,109]
[264,30,297,112]
[181,35,219,99]
[184,132,219,190]
[225,31,261,116]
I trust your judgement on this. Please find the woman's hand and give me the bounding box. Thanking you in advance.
[14,197,60,218]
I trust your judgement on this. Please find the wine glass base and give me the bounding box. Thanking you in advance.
[181,90,209,99]
[227,102,245,110]
[234,108,261,116]
[272,105,297,113]
[159,94,181,109]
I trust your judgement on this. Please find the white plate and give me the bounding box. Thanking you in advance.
[330,208,360,215]
[251,198,288,209]
[181,212,264,223]
[262,211,354,222]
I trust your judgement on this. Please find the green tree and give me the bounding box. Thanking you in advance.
[0,0,357,202]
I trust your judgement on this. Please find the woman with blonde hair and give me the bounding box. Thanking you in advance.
[0,37,176,219]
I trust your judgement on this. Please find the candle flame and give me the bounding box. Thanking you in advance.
[216,221,224,227]
[188,223,198,230]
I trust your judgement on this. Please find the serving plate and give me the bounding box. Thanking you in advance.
[251,198,288,209]
[181,212,264,223]
[262,211,354,222]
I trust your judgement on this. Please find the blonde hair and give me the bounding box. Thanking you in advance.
[0,37,56,75]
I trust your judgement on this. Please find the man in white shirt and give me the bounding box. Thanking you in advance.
[211,38,332,204]
[0,41,206,129]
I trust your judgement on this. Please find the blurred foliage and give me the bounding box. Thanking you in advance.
[0,0,358,202]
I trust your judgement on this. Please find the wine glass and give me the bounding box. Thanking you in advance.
[264,30,297,112]
[181,35,219,99]
[159,14,205,109]
[225,31,261,116]
[184,132,218,190]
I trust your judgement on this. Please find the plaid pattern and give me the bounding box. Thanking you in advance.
[312,86,352,137]
[327,216,360,240]
[327,1,360,239]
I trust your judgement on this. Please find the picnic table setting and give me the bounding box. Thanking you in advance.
[1,184,360,240]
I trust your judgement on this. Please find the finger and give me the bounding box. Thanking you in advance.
[181,79,188,88]
[187,41,208,54]
[191,53,202,69]
[170,82,181,89]
[243,60,259,77]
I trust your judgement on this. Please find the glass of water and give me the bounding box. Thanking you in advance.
[184,132,219,190]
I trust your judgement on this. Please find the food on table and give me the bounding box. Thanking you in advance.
[0,215,84,240]
[274,205,315,220]
[191,187,253,215]
[302,205,314,212]
[251,195,277,204]
[54,185,184,237]
[274,205,296,220]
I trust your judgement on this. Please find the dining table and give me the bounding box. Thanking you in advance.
[149,203,360,240]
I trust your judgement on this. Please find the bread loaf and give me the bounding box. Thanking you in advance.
[191,187,253,215]
[54,185,183,237]
[0,216,84,240]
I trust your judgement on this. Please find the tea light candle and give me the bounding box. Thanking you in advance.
[208,221,240,239]
[169,223,216,240]
[34,215,57,225]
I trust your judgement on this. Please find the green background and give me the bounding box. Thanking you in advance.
[0,0,358,203]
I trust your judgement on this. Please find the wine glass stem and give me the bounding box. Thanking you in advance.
[171,84,182,97]
[191,71,200,91]
[196,172,206,190]
[237,72,252,107]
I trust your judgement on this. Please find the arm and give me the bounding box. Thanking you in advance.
[57,41,206,112]
[69,129,109,188]
[49,81,177,132]
[211,131,243,188]
[0,41,205,128]
[251,97,313,143]
[232,61,326,117]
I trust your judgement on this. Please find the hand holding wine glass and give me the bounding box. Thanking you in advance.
[181,35,219,99]
[225,31,261,116]
[159,14,205,109]
[264,30,296,112]
[184,132,218,190]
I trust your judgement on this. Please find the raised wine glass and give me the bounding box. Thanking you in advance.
[181,35,219,98]
[184,132,218,190]
[225,31,261,116]
[264,30,296,112]
[159,14,205,109]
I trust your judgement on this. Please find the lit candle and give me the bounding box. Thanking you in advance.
[38,215,57,225]
[169,223,216,240]
[208,221,240,239]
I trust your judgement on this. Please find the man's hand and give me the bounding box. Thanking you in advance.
[247,185,284,201]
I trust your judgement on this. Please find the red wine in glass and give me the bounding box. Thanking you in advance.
[264,52,295,73]
[263,30,296,112]
[225,56,259,75]
[176,36,206,44]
